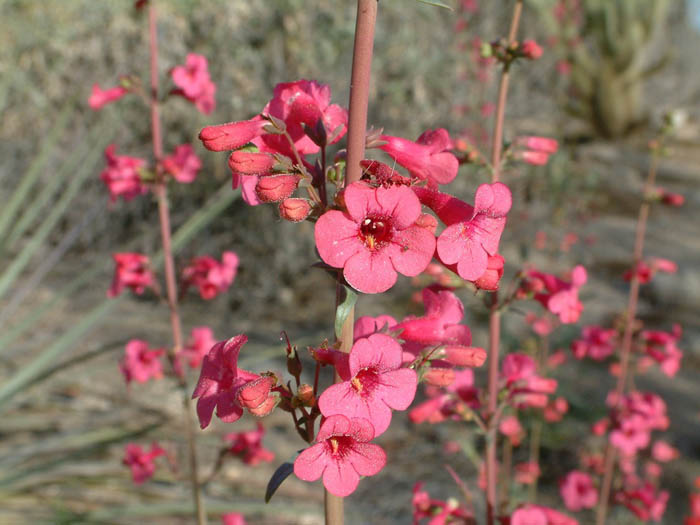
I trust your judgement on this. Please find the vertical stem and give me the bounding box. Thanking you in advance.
[148,4,206,524]
[345,0,378,185]
[500,438,513,512]
[485,3,523,524]
[528,332,549,502]
[325,4,377,524]
[595,151,659,525]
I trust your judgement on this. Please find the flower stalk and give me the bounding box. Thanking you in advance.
[595,140,661,525]
[148,3,206,524]
[325,2,377,523]
[485,2,523,524]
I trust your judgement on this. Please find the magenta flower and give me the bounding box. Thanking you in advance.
[559,470,598,511]
[416,183,512,281]
[163,143,202,183]
[652,440,679,462]
[293,415,386,497]
[108,253,155,298]
[100,144,147,202]
[122,442,165,484]
[571,325,617,361]
[315,182,436,293]
[411,482,473,524]
[511,505,578,525]
[528,265,587,323]
[176,326,217,373]
[171,53,216,114]
[614,482,669,521]
[378,128,459,187]
[396,288,485,367]
[520,39,544,59]
[88,83,128,110]
[318,333,417,436]
[182,251,239,300]
[191,335,264,428]
[353,314,398,340]
[119,339,165,384]
[224,422,275,466]
[261,79,348,156]
[221,513,246,525]
[501,353,557,408]
[409,369,478,424]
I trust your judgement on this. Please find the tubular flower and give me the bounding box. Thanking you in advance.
[318,333,417,437]
[171,53,216,114]
[89,83,128,110]
[162,143,202,183]
[108,253,155,298]
[120,339,165,384]
[100,144,147,202]
[293,415,386,497]
[182,251,239,300]
[123,442,165,484]
[559,470,598,511]
[378,128,459,187]
[224,422,275,465]
[315,182,436,294]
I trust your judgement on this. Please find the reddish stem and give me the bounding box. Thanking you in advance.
[485,2,522,524]
[148,4,205,524]
[595,149,660,525]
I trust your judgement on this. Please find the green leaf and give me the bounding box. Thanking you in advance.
[415,0,453,10]
[334,285,357,339]
[265,461,295,503]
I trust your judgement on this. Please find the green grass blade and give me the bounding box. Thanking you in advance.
[0,127,110,300]
[0,184,239,408]
[5,119,110,250]
[0,102,73,245]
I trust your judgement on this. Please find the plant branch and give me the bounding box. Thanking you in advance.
[148,4,205,524]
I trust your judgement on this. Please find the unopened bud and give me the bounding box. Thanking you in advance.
[296,384,316,406]
[255,174,299,203]
[279,198,312,222]
[424,367,455,387]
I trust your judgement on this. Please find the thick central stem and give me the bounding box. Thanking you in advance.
[595,151,659,525]
[485,2,522,524]
[325,3,377,524]
[148,4,206,524]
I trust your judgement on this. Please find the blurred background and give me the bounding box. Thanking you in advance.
[0,0,699,523]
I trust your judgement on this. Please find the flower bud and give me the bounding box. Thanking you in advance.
[199,119,266,152]
[255,174,299,203]
[296,384,316,406]
[228,150,275,175]
[248,395,276,417]
[424,367,455,387]
[520,39,543,59]
[473,254,505,291]
[443,345,487,367]
[237,376,275,410]
[279,198,311,222]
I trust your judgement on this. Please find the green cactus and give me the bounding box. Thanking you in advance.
[537,0,671,138]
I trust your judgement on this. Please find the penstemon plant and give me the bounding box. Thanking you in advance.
[82,1,690,524]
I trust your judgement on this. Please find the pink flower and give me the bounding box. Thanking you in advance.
[517,136,559,154]
[171,53,216,114]
[228,150,276,176]
[261,79,348,156]
[499,415,525,445]
[418,183,512,281]
[293,415,386,497]
[409,369,478,424]
[176,326,216,372]
[100,144,147,202]
[521,39,543,59]
[314,182,436,294]
[255,174,300,203]
[354,315,398,340]
[641,325,683,377]
[396,288,486,367]
[120,339,165,384]
[318,333,417,437]
[191,335,267,428]
[162,144,202,183]
[528,265,587,323]
[501,353,557,408]
[571,325,617,360]
[123,442,165,484]
[559,470,598,511]
[221,513,246,525]
[515,462,541,484]
[224,422,275,465]
[108,253,155,298]
[378,128,459,187]
[182,251,239,300]
[652,440,679,462]
[411,482,473,524]
[543,396,569,422]
[89,83,128,110]
[615,483,669,521]
[511,505,578,525]
[624,258,676,284]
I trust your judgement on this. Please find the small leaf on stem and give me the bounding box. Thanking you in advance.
[334,285,358,339]
[265,461,295,503]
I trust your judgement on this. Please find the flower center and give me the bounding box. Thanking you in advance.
[351,367,380,397]
[359,216,392,251]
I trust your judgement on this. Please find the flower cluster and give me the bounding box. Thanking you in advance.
[182,251,239,300]
[171,53,216,114]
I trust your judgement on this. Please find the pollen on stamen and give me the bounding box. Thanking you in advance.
[330,437,339,455]
[351,376,363,393]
